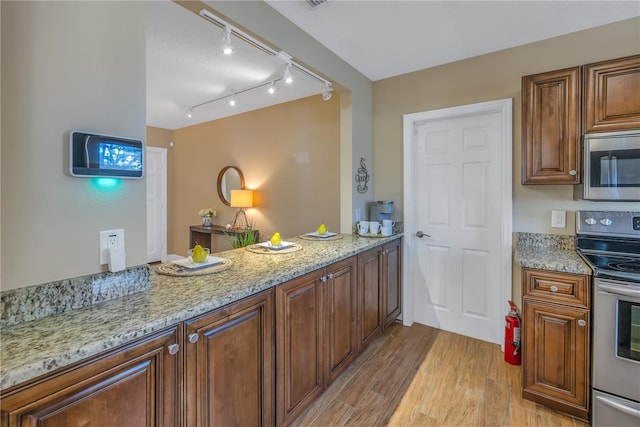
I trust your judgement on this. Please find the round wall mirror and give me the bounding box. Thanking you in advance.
[217,166,245,206]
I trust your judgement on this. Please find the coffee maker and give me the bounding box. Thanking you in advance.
[368,201,394,222]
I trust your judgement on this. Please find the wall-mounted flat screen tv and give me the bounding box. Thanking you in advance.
[70,131,144,178]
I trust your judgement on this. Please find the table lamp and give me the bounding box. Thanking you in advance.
[230,189,253,229]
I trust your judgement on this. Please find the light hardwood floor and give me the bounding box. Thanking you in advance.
[291,323,590,427]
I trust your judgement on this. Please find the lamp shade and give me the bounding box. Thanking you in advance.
[230,189,253,208]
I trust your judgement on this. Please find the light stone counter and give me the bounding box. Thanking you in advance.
[0,234,402,390]
[514,232,591,275]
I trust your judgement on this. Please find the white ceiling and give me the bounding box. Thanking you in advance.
[146,1,328,130]
[265,0,640,81]
[146,0,640,130]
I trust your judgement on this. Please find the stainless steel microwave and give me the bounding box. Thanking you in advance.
[574,130,640,201]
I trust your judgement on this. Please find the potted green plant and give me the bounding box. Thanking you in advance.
[225,222,258,248]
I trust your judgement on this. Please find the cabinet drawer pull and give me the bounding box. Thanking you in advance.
[550,285,558,293]
[328,273,334,280]
[578,320,587,327]
[188,333,199,343]
[569,170,577,176]
[168,343,180,355]
[321,276,327,283]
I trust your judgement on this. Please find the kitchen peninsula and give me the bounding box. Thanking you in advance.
[0,234,402,426]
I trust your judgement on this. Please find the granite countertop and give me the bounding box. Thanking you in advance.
[0,233,402,390]
[514,232,591,275]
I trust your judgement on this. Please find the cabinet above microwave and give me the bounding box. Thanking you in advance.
[522,55,640,186]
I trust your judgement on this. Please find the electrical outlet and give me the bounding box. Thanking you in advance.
[99,229,125,264]
[551,211,566,228]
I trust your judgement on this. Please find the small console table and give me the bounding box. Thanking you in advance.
[190,225,260,251]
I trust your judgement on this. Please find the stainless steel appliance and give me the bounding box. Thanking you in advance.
[368,200,394,222]
[575,211,640,425]
[575,130,640,201]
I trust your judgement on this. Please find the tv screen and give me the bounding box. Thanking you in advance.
[70,131,144,178]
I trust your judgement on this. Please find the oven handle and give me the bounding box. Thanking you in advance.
[597,283,640,299]
[595,395,640,419]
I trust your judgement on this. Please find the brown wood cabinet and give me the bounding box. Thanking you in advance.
[522,67,581,184]
[584,54,640,133]
[275,256,359,426]
[275,269,325,426]
[323,257,358,387]
[358,246,383,351]
[184,289,274,427]
[358,238,403,351]
[1,240,402,427]
[381,239,402,330]
[521,268,591,421]
[0,327,181,427]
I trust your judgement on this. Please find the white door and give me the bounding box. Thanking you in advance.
[146,147,167,263]
[402,99,512,345]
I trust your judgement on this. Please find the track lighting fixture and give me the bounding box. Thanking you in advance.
[192,9,334,111]
[222,26,233,55]
[284,64,293,84]
[186,106,193,118]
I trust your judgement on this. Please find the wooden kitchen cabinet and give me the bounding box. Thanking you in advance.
[521,268,591,421]
[324,256,358,387]
[382,239,402,330]
[184,289,274,427]
[275,269,325,426]
[0,327,181,427]
[522,67,581,184]
[358,246,383,352]
[584,54,640,133]
[358,238,403,350]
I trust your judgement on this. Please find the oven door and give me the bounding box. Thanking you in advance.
[583,131,640,201]
[593,278,640,403]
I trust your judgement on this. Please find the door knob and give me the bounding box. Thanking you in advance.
[416,231,431,238]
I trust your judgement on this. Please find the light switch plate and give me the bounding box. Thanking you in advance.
[99,229,125,264]
[551,211,566,228]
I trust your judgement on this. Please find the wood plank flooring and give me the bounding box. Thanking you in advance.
[291,323,590,427]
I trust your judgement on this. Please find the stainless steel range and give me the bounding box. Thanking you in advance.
[575,211,640,425]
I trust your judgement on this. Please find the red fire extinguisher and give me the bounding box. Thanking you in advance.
[505,300,521,365]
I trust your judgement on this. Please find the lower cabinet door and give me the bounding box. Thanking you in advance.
[324,257,358,387]
[522,298,590,419]
[184,289,274,427]
[276,270,324,426]
[1,327,181,427]
[382,239,402,330]
[358,247,382,352]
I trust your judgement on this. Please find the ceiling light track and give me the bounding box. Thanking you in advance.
[190,79,283,110]
[198,9,332,91]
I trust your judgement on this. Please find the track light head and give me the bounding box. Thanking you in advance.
[268,81,277,95]
[222,26,233,55]
[186,106,193,118]
[229,92,237,106]
[284,64,293,84]
[321,82,332,101]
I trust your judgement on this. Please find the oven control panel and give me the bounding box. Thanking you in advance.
[576,211,640,237]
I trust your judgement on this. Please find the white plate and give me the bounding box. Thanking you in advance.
[256,241,295,250]
[306,231,337,238]
[171,255,226,270]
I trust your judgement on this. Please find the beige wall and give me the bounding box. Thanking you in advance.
[1,1,371,292]
[147,95,341,256]
[373,17,640,235]
[1,1,147,291]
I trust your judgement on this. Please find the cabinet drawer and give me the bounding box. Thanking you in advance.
[523,269,589,308]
